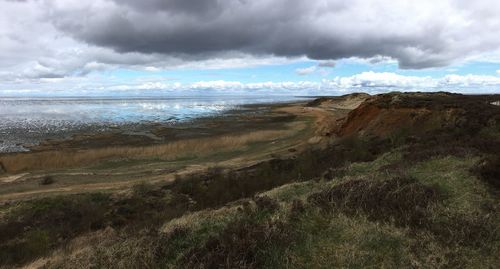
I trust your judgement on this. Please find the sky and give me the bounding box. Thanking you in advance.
[1,0,500,96]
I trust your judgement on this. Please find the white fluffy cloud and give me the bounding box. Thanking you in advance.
[331,72,437,88]
[440,74,500,87]
[328,72,500,92]
[2,72,499,96]
[296,66,318,76]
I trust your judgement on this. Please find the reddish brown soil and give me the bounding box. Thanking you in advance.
[334,94,467,137]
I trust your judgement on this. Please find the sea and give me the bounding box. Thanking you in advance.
[0,95,307,153]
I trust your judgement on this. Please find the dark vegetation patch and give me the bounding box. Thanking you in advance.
[0,193,112,265]
[39,175,55,185]
[183,218,291,269]
[307,176,441,228]
[0,161,5,174]
[0,189,192,267]
[170,136,388,210]
[470,156,500,189]
[428,212,499,248]
[402,126,500,162]
[374,92,500,111]
[181,197,292,269]
[307,174,499,249]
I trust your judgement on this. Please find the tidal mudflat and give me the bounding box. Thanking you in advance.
[0,96,305,153]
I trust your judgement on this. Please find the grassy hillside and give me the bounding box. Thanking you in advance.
[0,92,499,268]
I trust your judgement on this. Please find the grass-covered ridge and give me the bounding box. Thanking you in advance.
[8,151,496,268]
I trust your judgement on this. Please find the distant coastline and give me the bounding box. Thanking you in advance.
[0,95,311,153]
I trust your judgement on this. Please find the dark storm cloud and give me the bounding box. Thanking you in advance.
[40,0,500,69]
[1,0,498,72]
[116,0,222,15]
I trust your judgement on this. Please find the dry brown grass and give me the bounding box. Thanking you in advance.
[0,130,287,173]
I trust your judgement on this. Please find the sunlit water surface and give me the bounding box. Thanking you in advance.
[0,96,307,153]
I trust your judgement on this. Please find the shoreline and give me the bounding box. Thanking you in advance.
[0,97,311,154]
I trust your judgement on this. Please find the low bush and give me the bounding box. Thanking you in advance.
[471,156,500,189]
[182,214,293,269]
[307,176,441,228]
[39,176,55,185]
[253,196,280,213]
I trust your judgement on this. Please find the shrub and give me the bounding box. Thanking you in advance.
[471,156,500,189]
[253,196,279,213]
[39,176,55,185]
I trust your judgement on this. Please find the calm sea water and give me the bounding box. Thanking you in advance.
[0,96,306,153]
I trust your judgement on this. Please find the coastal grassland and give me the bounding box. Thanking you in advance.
[4,106,499,268]
[9,148,497,269]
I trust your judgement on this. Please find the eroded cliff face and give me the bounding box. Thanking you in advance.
[333,92,500,138]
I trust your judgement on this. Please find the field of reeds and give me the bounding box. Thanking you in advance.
[0,130,288,173]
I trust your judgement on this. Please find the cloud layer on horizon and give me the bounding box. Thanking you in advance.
[3,72,499,96]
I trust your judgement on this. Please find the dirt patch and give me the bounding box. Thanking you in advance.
[0,173,29,184]
[307,176,441,227]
